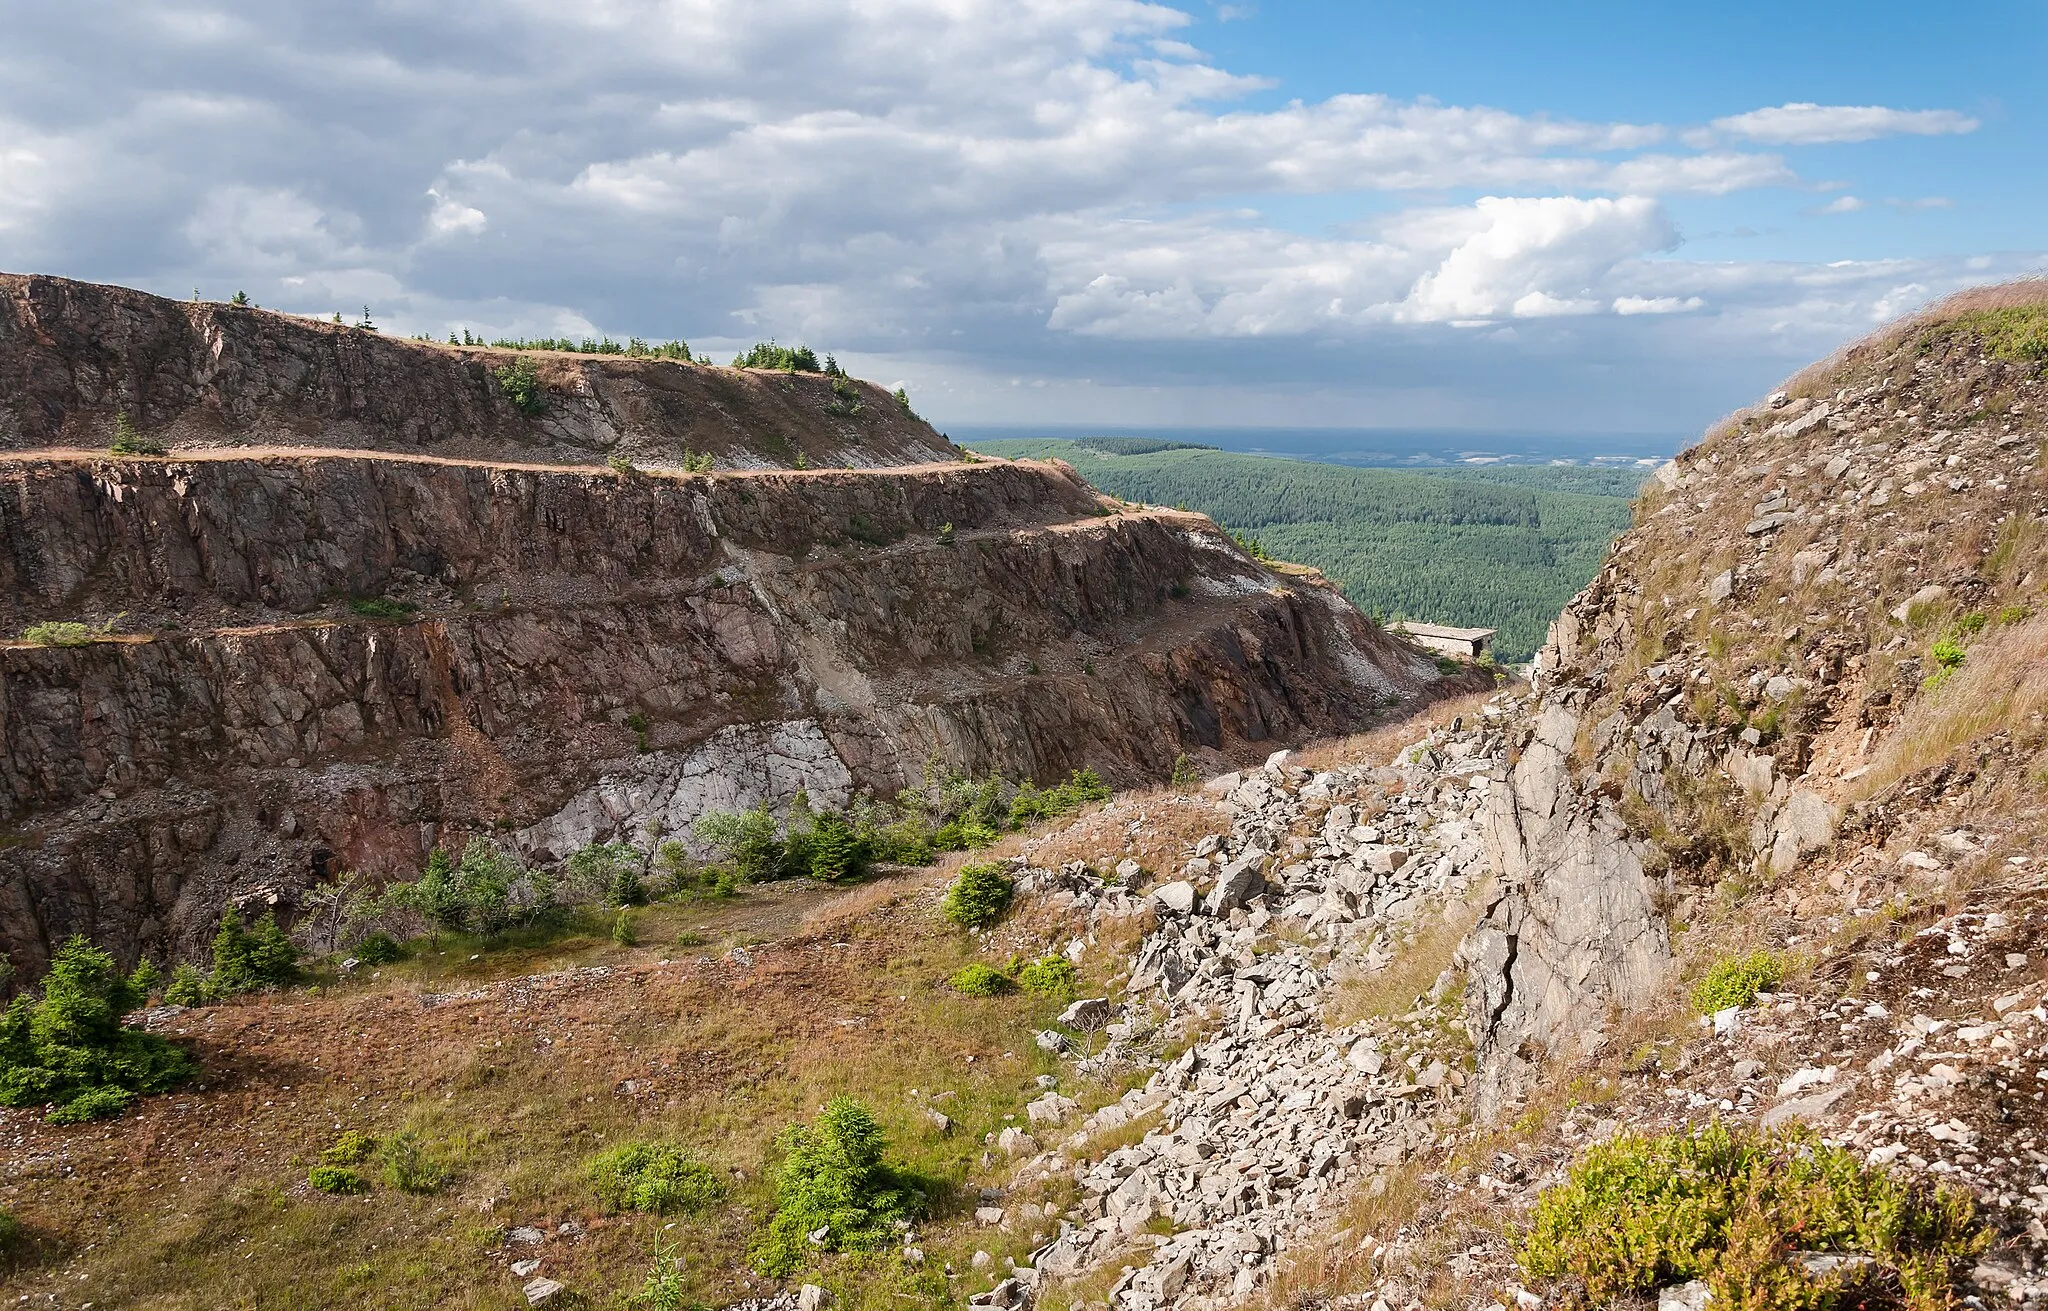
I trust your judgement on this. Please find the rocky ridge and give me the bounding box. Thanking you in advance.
[0,272,954,469]
[960,290,2048,1311]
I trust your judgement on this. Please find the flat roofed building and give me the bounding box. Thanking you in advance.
[1390,621,1496,659]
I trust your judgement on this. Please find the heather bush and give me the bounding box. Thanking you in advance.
[1520,1123,1987,1311]
[586,1141,727,1215]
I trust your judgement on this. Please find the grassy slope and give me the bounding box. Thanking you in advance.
[0,794,1242,1311]
[965,440,1641,661]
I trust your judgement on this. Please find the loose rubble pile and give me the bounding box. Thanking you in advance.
[973,703,1518,1310]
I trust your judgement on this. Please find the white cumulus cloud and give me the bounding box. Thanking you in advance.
[1711,102,1979,145]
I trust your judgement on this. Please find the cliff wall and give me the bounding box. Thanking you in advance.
[0,451,1439,973]
[0,272,954,468]
[1460,286,2048,1114]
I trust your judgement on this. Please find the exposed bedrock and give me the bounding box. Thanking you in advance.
[0,270,955,468]
[0,454,1439,974]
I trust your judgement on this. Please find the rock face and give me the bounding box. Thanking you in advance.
[0,283,1444,974]
[1461,289,2048,1112]
[1463,700,1668,1118]
[0,271,955,469]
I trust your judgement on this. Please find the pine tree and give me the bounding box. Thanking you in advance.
[807,813,859,882]
[209,907,257,995]
[247,912,298,986]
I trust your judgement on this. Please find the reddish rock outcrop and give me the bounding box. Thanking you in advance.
[0,275,1445,976]
[0,272,954,468]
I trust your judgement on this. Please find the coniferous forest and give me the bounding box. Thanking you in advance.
[967,438,1645,662]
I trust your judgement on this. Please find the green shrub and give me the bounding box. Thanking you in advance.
[1924,631,1968,688]
[380,1130,451,1194]
[495,356,545,415]
[391,840,551,937]
[565,842,647,907]
[654,841,737,899]
[351,933,401,966]
[693,806,784,883]
[48,1085,136,1124]
[732,340,821,372]
[109,412,167,456]
[1947,304,2048,367]
[163,963,211,1006]
[678,449,715,474]
[0,936,195,1122]
[634,1235,691,1309]
[942,862,1013,930]
[1520,1123,1987,1311]
[805,812,865,882]
[751,1098,923,1276]
[1691,950,1784,1014]
[608,452,640,476]
[586,1141,728,1215]
[126,958,160,1000]
[19,621,94,647]
[1170,752,1199,791]
[322,1131,378,1165]
[931,818,997,852]
[611,909,637,947]
[1016,955,1077,998]
[209,907,299,996]
[347,596,416,620]
[308,1165,369,1195]
[0,1208,22,1261]
[949,964,1010,997]
[1009,768,1113,826]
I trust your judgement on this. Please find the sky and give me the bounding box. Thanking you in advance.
[0,0,2039,441]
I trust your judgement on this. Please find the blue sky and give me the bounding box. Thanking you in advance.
[0,0,2037,441]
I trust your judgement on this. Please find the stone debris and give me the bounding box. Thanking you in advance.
[994,707,1510,1310]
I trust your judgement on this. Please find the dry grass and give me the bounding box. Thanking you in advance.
[1323,901,1482,1030]
[1262,1157,1442,1307]
[0,878,1114,1311]
[1851,612,2048,801]
[1292,688,1507,775]
[1785,275,2048,398]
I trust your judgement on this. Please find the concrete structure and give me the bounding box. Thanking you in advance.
[1391,621,1495,660]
